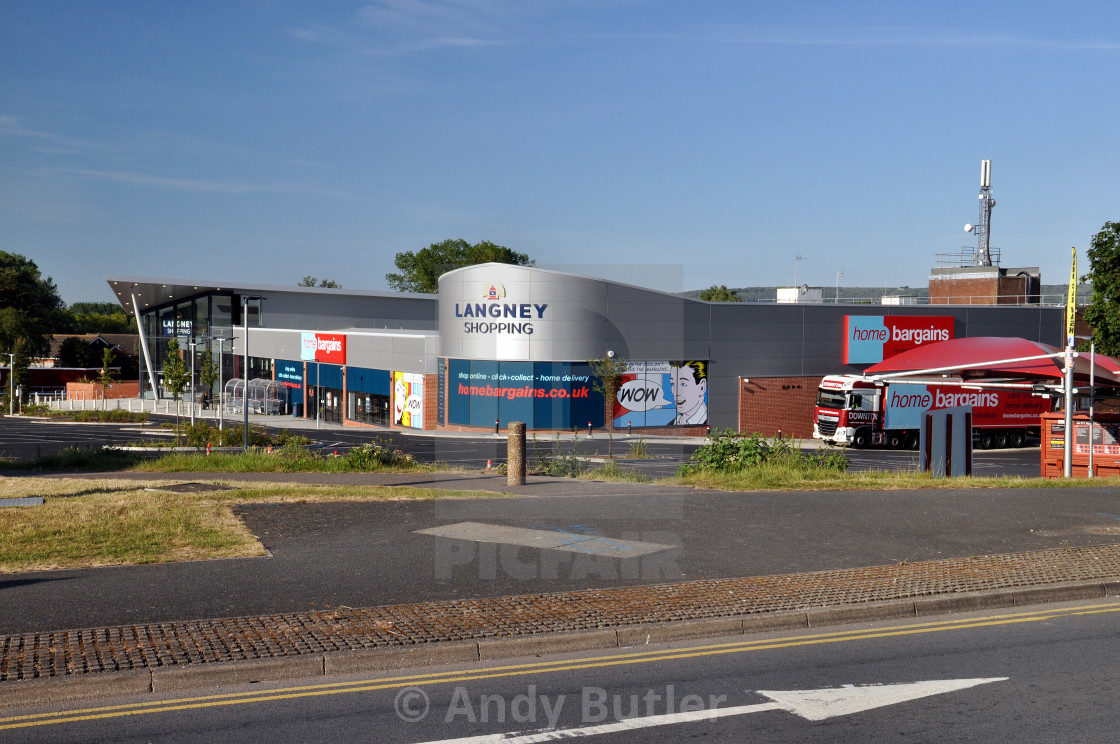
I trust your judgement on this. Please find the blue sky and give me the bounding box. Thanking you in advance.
[3,1,1117,304]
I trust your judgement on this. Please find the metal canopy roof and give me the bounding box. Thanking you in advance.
[105,275,435,315]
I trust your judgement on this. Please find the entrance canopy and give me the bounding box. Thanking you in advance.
[864,337,1120,387]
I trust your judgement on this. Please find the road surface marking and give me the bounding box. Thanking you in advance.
[413,678,1008,743]
[415,521,674,557]
[3,601,1116,731]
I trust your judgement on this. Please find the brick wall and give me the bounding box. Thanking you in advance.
[996,274,1030,304]
[738,376,821,439]
[929,276,1000,305]
[422,373,438,430]
[65,381,140,400]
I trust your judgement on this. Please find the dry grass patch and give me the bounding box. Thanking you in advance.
[0,476,505,573]
[669,468,1110,491]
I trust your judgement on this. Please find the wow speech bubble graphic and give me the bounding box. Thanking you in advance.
[617,378,670,412]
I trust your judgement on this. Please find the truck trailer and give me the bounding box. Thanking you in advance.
[812,374,1051,449]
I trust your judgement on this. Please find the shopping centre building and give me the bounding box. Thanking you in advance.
[107,263,1064,438]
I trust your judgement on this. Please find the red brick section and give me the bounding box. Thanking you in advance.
[739,376,819,439]
[3,543,1120,682]
[929,276,1000,305]
[422,373,438,429]
[64,381,140,400]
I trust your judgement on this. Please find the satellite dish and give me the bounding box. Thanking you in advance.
[964,224,974,233]
[799,284,809,295]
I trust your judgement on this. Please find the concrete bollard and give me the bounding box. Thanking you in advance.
[507,421,526,486]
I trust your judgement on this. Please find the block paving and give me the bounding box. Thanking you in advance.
[4,542,1120,682]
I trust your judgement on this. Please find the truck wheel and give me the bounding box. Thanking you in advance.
[994,432,1009,449]
[851,429,870,449]
[1010,430,1025,448]
[978,432,993,450]
[887,432,904,449]
[906,432,920,450]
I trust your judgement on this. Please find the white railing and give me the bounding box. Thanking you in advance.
[750,292,1075,307]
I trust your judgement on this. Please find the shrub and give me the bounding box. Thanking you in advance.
[678,429,848,475]
[530,433,592,477]
[174,422,303,448]
[69,409,149,423]
[343,441,416,470]
[627,437,650,458]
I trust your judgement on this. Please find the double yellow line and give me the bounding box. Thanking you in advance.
[4,601,1119,731]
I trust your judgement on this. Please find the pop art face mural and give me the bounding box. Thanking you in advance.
[392,371,424,429]
[613,361,708,428]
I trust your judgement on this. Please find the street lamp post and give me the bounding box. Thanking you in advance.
[241,296,264,451]
[4,353,13,416]
[188,338,197,426]
[216,336,227,431]
[835,270,844,303]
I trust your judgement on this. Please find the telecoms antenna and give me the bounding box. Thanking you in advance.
[964,159,996,266]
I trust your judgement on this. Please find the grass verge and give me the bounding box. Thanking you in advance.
[0,476,503,573]
[2,440,431,474]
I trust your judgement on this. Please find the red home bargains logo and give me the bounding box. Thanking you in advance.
[315,333,346,364]
[844,316,954,363]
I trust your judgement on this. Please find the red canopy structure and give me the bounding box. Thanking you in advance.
[864,337,1120,386]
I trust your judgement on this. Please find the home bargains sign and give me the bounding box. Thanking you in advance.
[844,316,954,364]
[300,332,347,364]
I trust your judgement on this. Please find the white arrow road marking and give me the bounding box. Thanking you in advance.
[415,522,674,557]
[412,678,1008,743]
[756,677,1009,721]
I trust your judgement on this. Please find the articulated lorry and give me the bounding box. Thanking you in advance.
[812,374,1052,449]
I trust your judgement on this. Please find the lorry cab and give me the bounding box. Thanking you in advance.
[813,375,882,447]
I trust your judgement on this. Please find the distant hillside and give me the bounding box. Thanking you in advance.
[682,286,926,303]
[684,283,1093,304]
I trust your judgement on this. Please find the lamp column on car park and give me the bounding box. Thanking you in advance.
[242,296,264,451]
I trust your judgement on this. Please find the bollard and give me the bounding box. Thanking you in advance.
[706,425,711,438]
[588,421,592,436]
[628,421,632,435]
[206,442,211,456]
[486,458,492,471]
[495,418,500,434]
[507,421,526,486]
[777,428,782,440]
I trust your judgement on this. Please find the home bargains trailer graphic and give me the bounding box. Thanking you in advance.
[612,361,709,427]
[883,384,1047,430]
[844,316,955,364]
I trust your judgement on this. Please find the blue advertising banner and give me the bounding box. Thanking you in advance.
[448,360,604,428]
[275,359,304,392]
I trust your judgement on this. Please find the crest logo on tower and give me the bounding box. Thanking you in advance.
[483,283,506,301]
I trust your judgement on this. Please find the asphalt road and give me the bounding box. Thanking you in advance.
[8,599,1120,742]
[4,477,1120,634]
[0,414,1047,478]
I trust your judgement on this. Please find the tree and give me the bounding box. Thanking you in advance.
[298,276,342,288]
[1082,222,1120,356]
[97,347,118,409]
[162,338,189,434]
[588,353,629,456]
[386,239,534,294]
[57,336,101,368]
[698,285,742,302]
[0,252,67,392]
[198,347,218,402]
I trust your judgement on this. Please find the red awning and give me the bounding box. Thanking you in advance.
[864,337,1120,386]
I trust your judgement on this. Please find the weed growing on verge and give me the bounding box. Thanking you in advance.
[678,429,849,476]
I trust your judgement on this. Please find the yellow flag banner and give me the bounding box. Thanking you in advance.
[1066,246,1077,347]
